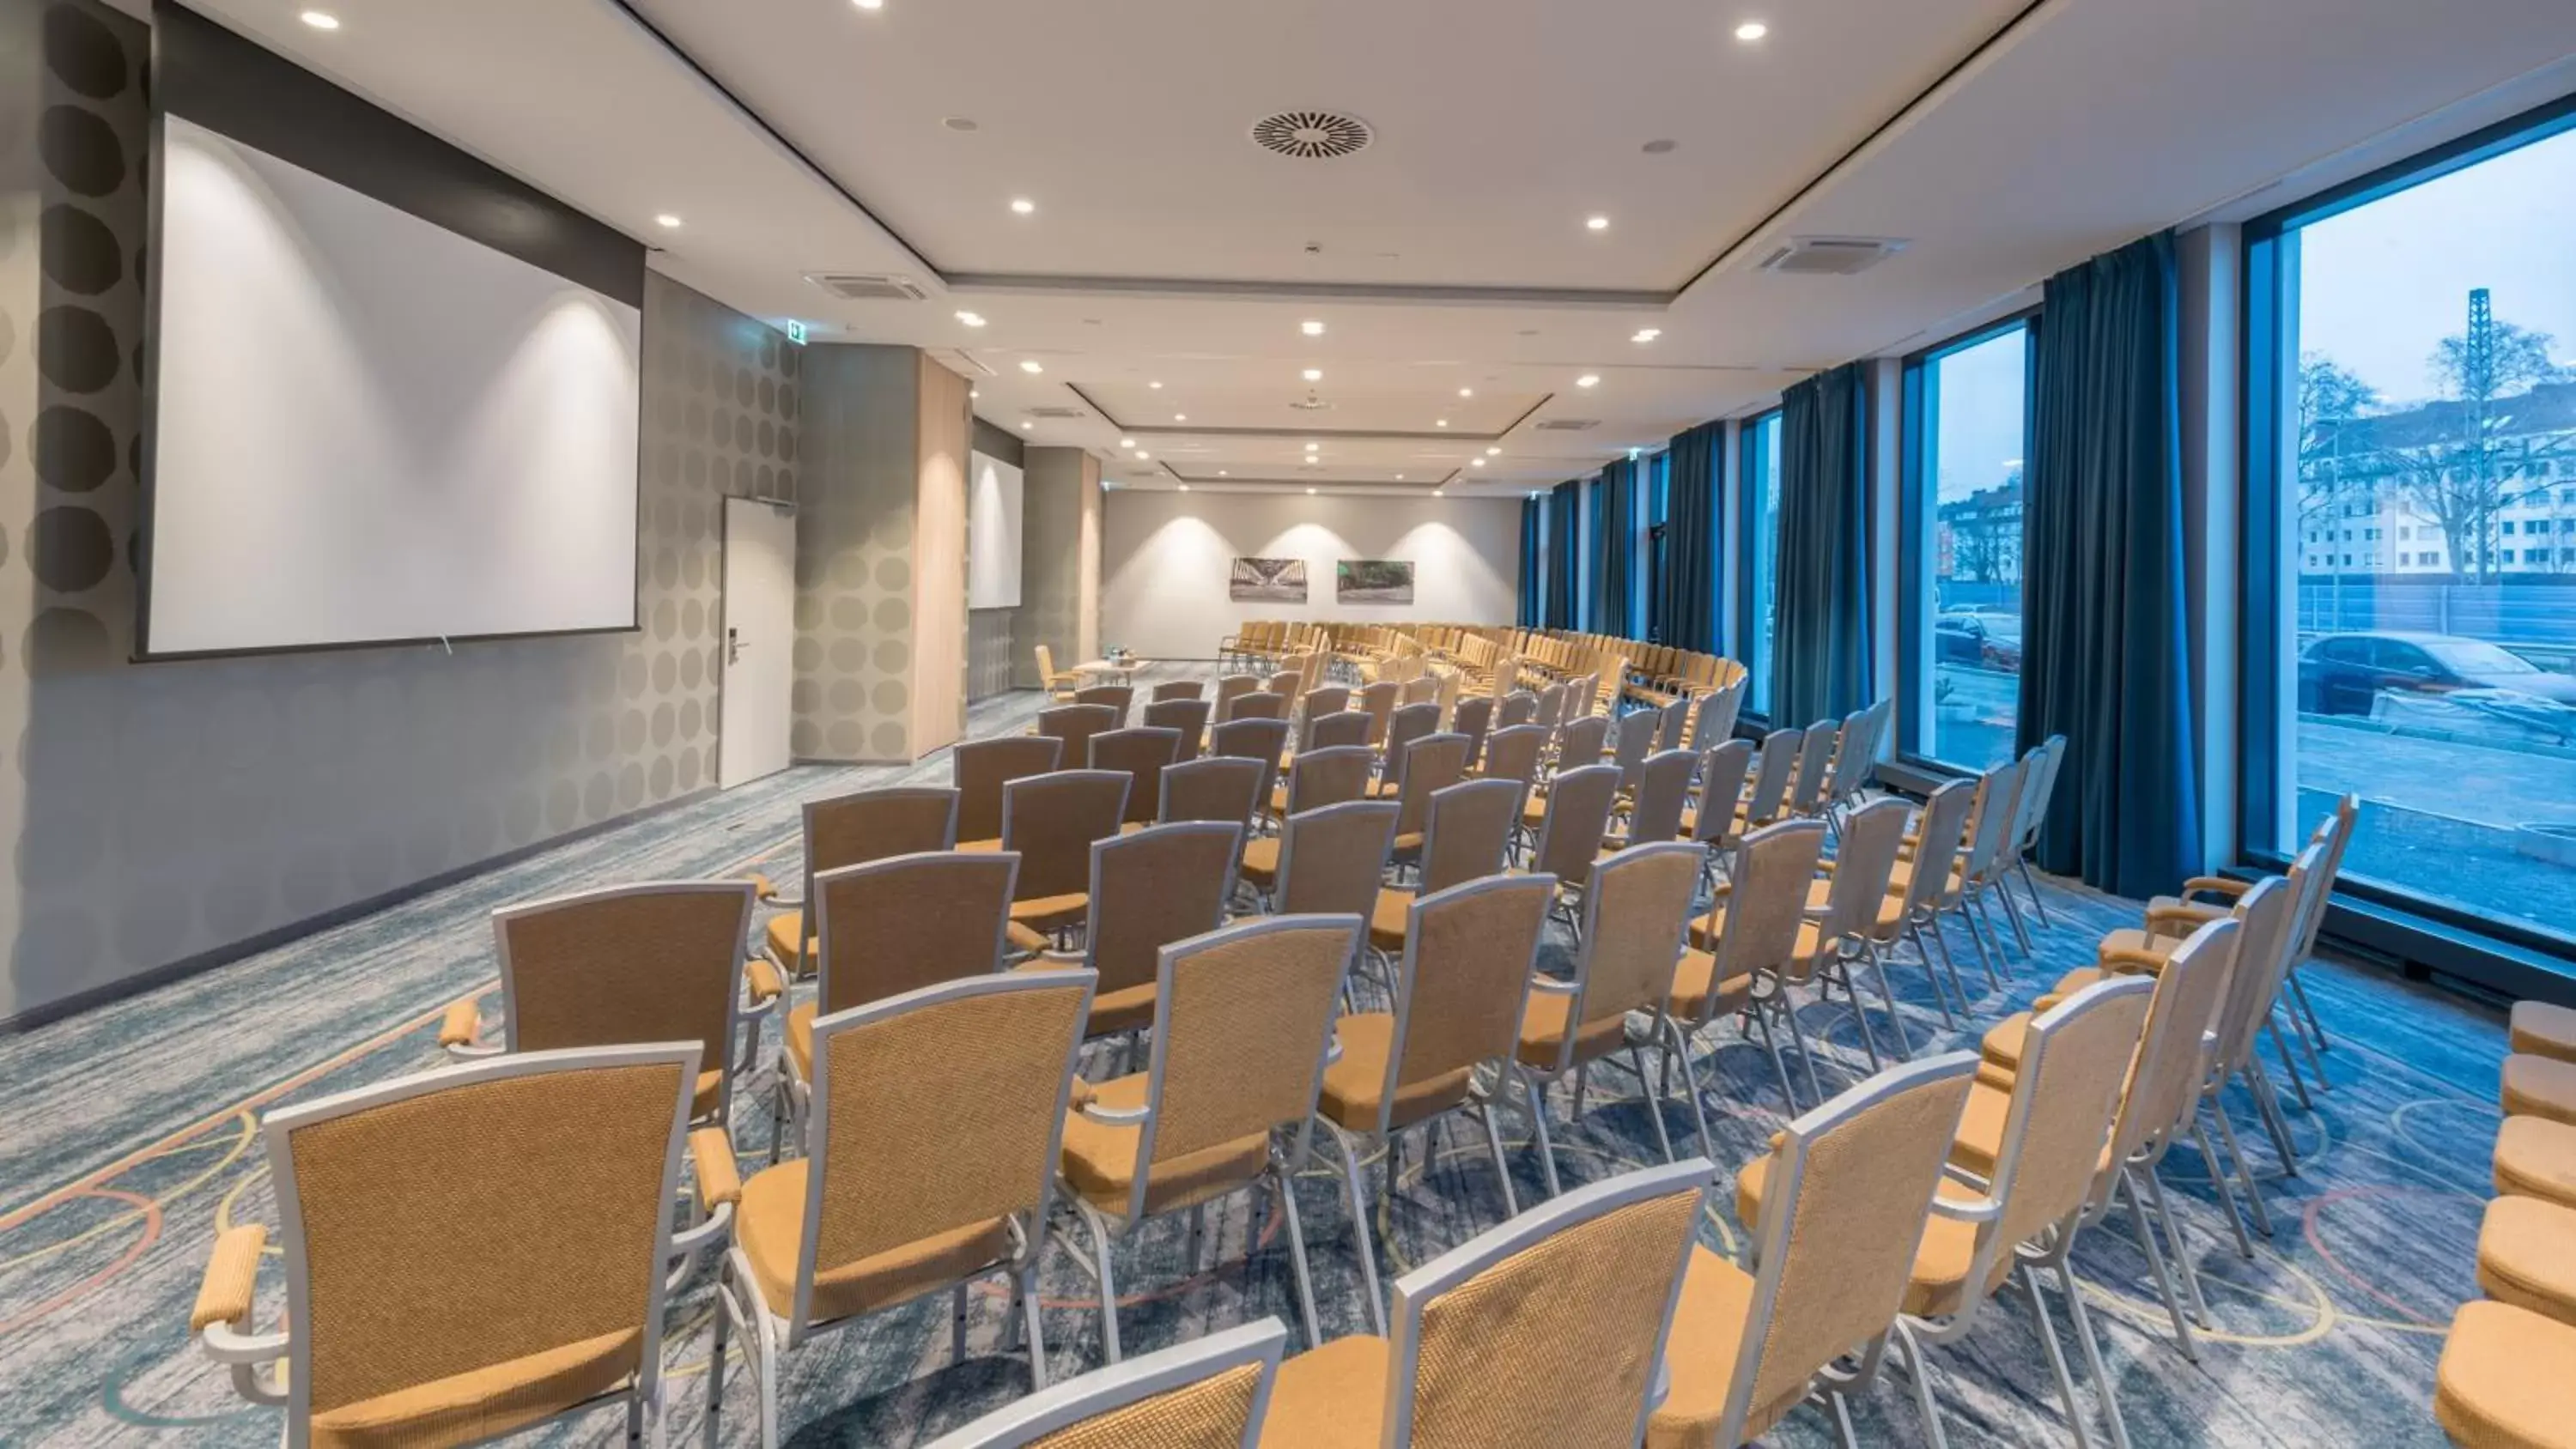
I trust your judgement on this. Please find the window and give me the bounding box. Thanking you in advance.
[2246,93,2576,961]
[1901,320,2031,769]
[1740,411,1783,718]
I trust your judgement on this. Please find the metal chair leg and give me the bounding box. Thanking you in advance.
[2057,1257,2134,1449]
[1906,922,1961,1028]
[2266,1016,2318,1108]
[2190,1114,2256,1259]
[2142,1166,2209,1327]
[1893,1319,1951,1449]
[2119,1170,2199,1362]
[1074,1202,1123,1362]
[1476,1101,1521,1219]
[1519,1065,1563,1197]
[1324,1124,1388,1336]
[1627,1045,1676,1163]
[1780,996,1827,1105]
[2285,961,2330,1051]
[1666,1021,1718,1162]
[2246,1061,2302,1177]
[2210,1096,2275,1238]
[1837,967,1886,1072]
[1865,943,1914,1060]
[2019,856,2054,928]
[702,1262,731,1449]
[2019,1264,2095,1449]
[951,1282,970,1362]
[1275,1167,1324,1350]
[1953,900,2002,989]
[1018,1256,1049,1389]
[1745,1004,1800,1112]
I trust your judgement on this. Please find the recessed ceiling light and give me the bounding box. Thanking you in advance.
[1396,474,1406,480]
[1303,368,1324,382]
[1174,413,1187,422]
[1304,441,1321,452]
[1121,438,1137,449]
[300,9,339,28]
[1577,374,1601,388]
[1019,360,1043,373]
[1302,320,1327,336]
[1019,421,1033,430]
[1471,458,1486,467]
[1433,489,1445,497]
[1149,380,1163,390]
[1735,20,1768,40]
[1010,197,1036,215]
[653,213,683,229]
[1135,450,1151,459]
[1632,329,1662,343]
[1459,388,1474,398]
[954,310,986,327]
[854,0,884,9]
[1178,484,1190,493]
[1218,470,1230,476]
[969,389,979,399]
[1485,446,1503,456]
[1586,215,1611,232]
[1436,419,1449,427]
[1307,488,1317,495]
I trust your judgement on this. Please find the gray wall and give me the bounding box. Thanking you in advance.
[968,610,1016,700]
[0,0,799,1022]
[1010,447,1101,688]
[790,344,924,763]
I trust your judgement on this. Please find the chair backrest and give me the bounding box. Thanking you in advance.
[1301,685,1352,724]
[1432,668,1462,732]
[1303,709,1372,751]
[1655,697,1692,752]
[1546,843,1702,1071]
[798,973,1091,1337]
[1382,1160,1709,1449]
[1084,822,1242,998]
[1451,695,1495,768]
[1001,770,1133,901]
[2012,734,2068,856]
[1532,683,1567,730]
[920,1320,1287,1449]
[1039,706,1121,773]
[1960,756,2027,884]
[1281,744,1377,815]
[1808,797,1910,962]
[1820,707,1877,804]
[1152,680,1206,703]
[2206,871,2304,1082]
[1786,723,1839,815]
[1555,712,1611,772]
[1391,733,1473,839]
[1530,763,1620,888]
[1357,681,1402,745]
[1091,727,1184,826]
[1497,691,1539,730]
[1211,717,1293,815]
[1230,690,1289,722]
[1382,703,1443,788]
[492,882,755,1082]
[1894,779,1981,921]
[1610,711,1656,796]
[1743,727,1803,824]
[1372,874,1556,1136]
[1074,685,1133,725]
[1125,915,1359,1219]
[1689,678,1745,751]
[797,788,962,904]
[1036,643,1063,684]
[264,1045,698,1428]
[1400,675,1439,707]
[1212,675,1259,724]
[2101,917,2242,1194]
[1690,740,1758,847]
[955,737,1065,843]
[2294,794,2360,961]
[813,851,1018,1016]
[1418,779,1523,894]
[1626,749,1700,846]
[1478,724,1551,789]
[1159,755,1267,830]
[1275,800,1401,919]
[1713,1053,1981,1447]
[1144,698,1212,762]
[1688,821,1828,1028]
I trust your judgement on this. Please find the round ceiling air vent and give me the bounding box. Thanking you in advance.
[1251,111,1373,161]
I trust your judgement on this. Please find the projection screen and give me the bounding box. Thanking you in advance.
[143,115,641,657]
[968,451,1025,609]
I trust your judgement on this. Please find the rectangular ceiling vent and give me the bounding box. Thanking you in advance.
[1535,419,1601,432]
[1026,406,1088,420]
[805,272,929,301]
[1756,237,1909,276]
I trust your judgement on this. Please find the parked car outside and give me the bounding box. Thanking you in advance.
[2298,631,2576,743]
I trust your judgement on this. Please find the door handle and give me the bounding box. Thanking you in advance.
[727,627,746,665]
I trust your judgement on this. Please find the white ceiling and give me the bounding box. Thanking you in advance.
[191,0,2576,496]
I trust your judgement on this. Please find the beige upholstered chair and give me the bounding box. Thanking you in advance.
[957,737,1066,846]
[1091,726,1184,827]
[1152,679,1208,703]
[1738,978,2153,1448]
[1354,681,1401,747]
[445,882,767,1127]
[1259,799,1400,919]
[1258,743,1377,844]
[1054,914,1361,1360]
[1022,821,1242,1040]
[1475,723,1550,795]
[1365,779,1522,959]
[1886,757,2023,994]
[1159,755,1267,831]
[1382,733,1473,863]
[1256,1160,1710,1449]
[922,1320,1287,1449]
[1997,734,2067,924]
[1035,644,1083,702]
[1212,674,1260,724]
[1783,720,1839,822]
[1608,709,1656,803]
[1684,738,1757,896]
[1510,842,1705,1195]
[1523,762,1621,931]
[1074,683,1134,725]
[773,851,1019,1151]
[1495,690,1539,730]
[1298,686,1352,734]
[1145,698,1212,762]
[1790,796,1917,1071]
[1312,873,1555,1325]
[1647,1052,1981,1449]
[750,786,960,978]
[1038,704,1122,770]
[1450,694,1494,769]
[1874,779,1981,1026]
[1530,682,1568,731]
[706,973,1095,1445]
[1231,691,1290,723]
[2146,791,2354,1074]
[1670,819,1827,1112]
[1300,709,1371,753]
[1373,703,1443,797]
[1608,748,1699,851]
[2436,1300,2576,1449]
[190,1045,718,1449]
[1000,770,1133,943]
[1212,716,1294,827]
[1263,670,1303,699]
[1688,677,1746,752]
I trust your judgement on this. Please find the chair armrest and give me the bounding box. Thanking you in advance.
[744,872,781,902]
[2177,876,2247,904]
[1929,1191,2002,1226]
[192,1225,268,1333]
[690,1128,742,1212]
[744,956,786,1006]
[1528,975,1579,997]
[1079,1099,1153,1126]
[2144,904,2217,939]
[2096,947,2171,975]
[437,1000,481,1049]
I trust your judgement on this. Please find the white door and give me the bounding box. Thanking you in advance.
[719,496,796,788]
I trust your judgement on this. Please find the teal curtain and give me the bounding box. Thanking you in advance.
[1771,363,1872,724]
[1657,422,1722,653]
[2020,232,2202,899]
[1544,482,1578,629]
[1591,460,1637,637]
[1516,498,1542,627]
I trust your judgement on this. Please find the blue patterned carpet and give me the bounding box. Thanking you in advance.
[0,671,2513,1446]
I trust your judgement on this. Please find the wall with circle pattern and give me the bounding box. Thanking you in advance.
[0,0,800,1022]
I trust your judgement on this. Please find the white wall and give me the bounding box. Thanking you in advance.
[1101,491,1520,658]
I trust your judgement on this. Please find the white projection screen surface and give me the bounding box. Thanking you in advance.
[968,450,1025,609]
[144,116,641,657]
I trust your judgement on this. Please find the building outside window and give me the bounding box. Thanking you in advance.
[2248,98,2576,956]
[1741,412,1783,717]
[1902,320,2031,768]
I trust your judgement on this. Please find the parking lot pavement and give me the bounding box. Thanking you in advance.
[2297,717,2576,827]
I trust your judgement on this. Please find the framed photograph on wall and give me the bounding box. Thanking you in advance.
[1230,557,1309,603]
[1336,559,1414,604]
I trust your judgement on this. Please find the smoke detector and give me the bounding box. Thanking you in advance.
[1754,238,1909,276]
[1252,111,1374,161]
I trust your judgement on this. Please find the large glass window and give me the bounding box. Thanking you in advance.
[1904,323,2031,769]
[1741,411,1783,716]
[2247,100,2576,956]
